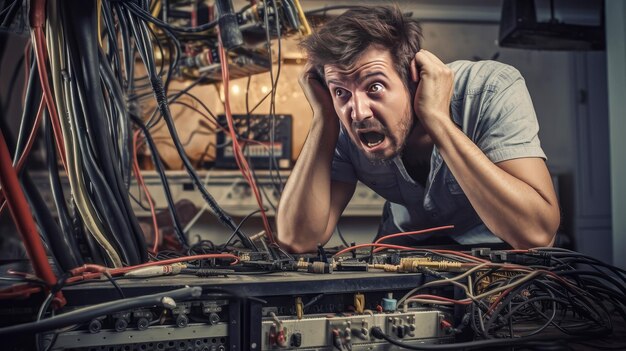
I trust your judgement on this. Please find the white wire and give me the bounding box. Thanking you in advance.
[46,0,122,267]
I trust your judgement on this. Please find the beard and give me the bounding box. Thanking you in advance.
[349,110,414,163]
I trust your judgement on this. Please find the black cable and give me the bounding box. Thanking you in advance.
[223,208,265,248]
[188,239,216,255]
[263,0,284,197]
[189,268,279,277]
[103,271,125,299]
[552,257,626,283]
[336,225,349,247]
[488,274,613,338]
[36,288,60,351]
[111,2,135,91]
[22,168,82,272]
[0,0,20,27]
[99,48,133,193]
[144,72,211,130]
[63,66,133,265]
[128,190,154,212]
[123,1,219,33]
[0,287,201,336]
[96,3,148,263]
[127,11,256,252]
[160,31,180,96]
[269,0,284,188]
[507,296,564,337]
[142,11,181,95]
[100,0,123,86]
[45,115,82,267]
[370,325,604,350]
[481,277,534,336]
[130,114,188,248]
[555,270,626,297]
[168,89,219,123]
[12,60,39,162]
[64,0,146,264]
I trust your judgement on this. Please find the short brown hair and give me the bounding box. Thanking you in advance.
[300,6,423,90]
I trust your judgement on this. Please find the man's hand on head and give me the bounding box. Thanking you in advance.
[410,49,455,132]
[299,62,337,119]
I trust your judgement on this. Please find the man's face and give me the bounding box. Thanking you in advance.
[324,46,413,161]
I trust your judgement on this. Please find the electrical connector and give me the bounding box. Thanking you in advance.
[124,263,186,278]
[369,263,399,272]
[295,297,303,320]
[382,293,397,312]
[276,327,287,347]
[403,260,463,272]
[336,261,369,271]
[308,261,332,274]
[354,293,365,314]
[370,326,385,340]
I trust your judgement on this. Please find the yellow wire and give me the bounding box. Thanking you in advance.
[151,0,162,18]
[97,0,103,48]
[293,0,311,36]
[148,1,163,37]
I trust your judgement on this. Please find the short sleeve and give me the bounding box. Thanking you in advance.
[331,128,358,184]
[475,66,546,163]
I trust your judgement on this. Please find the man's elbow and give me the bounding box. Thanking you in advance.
[279,240,319,254]
[275,228,321,254]
[511,208,561,249]
[514,230,555,249]
[276,214,326,254]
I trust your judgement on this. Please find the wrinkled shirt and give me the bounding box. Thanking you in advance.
[331,60,546,245]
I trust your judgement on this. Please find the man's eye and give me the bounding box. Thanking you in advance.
[368,83,383,93]
[335,88,346,97]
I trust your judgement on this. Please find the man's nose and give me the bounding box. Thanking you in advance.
[350,92,372,122]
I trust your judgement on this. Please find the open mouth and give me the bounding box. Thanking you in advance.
[359,131,386,148]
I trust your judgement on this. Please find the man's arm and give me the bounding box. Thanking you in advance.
[411,50,560,249]
[276,65,356,253]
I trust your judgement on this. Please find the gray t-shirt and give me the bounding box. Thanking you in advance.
[331,60,546,245]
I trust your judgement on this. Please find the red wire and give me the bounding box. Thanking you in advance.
[0,285,43,300]
[219,46,270,237]
[374,225,455,244]
[333,243,416,257]
[216,30,275,244]
[487,286,514,315]
[429,249,489,263]
[1,253,242,299]
[0,131,65,306]
[133,130,160,254]
[67,253,241,284]
[0,96,45,215]
[408,294,472,305]
[33,28,67,172]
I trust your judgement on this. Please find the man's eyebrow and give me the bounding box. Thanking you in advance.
[357,71,389,84]
[326,79,343,86]
[326,71,389,86]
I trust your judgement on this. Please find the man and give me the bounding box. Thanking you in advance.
[276,6,560,253]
